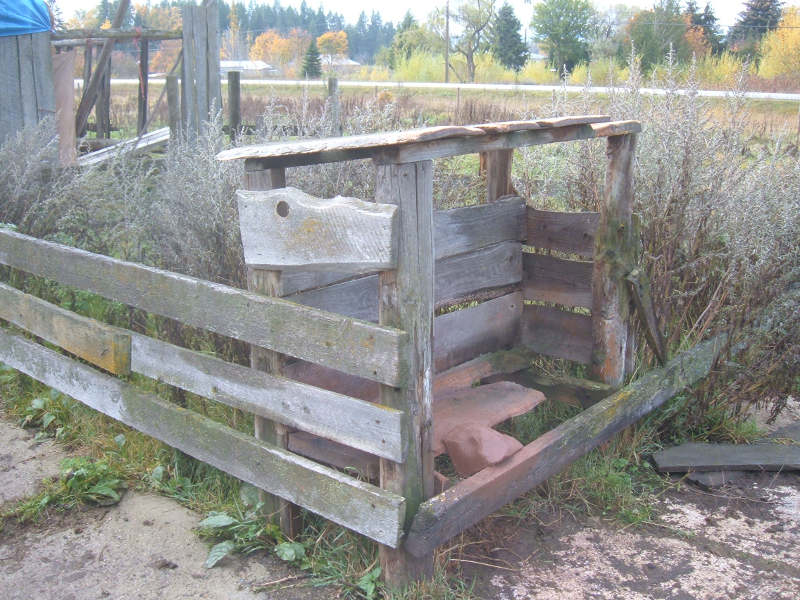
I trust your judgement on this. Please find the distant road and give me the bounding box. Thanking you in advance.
[99,78,800,102]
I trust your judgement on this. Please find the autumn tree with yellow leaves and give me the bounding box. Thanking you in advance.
[758,7,800,79]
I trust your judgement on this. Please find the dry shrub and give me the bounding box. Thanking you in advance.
[514,53,799,424]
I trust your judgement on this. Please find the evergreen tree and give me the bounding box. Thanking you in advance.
[729,0,784,48]
[301,39,322,78]
[492,3,528,71]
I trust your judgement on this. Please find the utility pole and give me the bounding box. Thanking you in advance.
[444,0,450,83]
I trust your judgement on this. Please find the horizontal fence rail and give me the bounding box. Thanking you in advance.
[0,328,405,547]
[0,280,405,461]
[0,229,406,386]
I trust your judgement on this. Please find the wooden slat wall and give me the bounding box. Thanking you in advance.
[287,241,522,321]
[280,198,526,297]
[0,229,405,387]
[522,253,592,309]
[527,208,599,258]
[433,292,522,373]
[520,304,592,364]
[0,329,405,548]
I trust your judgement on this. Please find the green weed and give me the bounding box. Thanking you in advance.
[9,457,127,522]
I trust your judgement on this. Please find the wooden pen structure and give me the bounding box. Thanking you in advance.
[0,115,728,586]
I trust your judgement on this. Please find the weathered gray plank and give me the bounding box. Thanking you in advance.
[434,292,522,373]
[288,431,380,480]
[205,0,222,115]
[591,133,637,386]
[0,229,406,386]
[0,36,23,144]
[494,368,614,409]
[192,4,208,121]
[380,122,642,166]
[181,4,196,134]
[31,32,55,121]
[520,304,592,364]
[523,253,593,308]
[77,127,170,167]
[237,187,398,273]
[0,329,405,547]
[435,241,522,306]
[17,35,37,129]
[432,347,536,395]
[404,334,729,557]
[288,241,522,321]
[653,442,800,472]
[279,198,525,296]
[376,160,436,583]
[129,333,404,462]
[527,208,599,258]
[0,282,130,375]
[434,197,525,260]
[217,116,618,167]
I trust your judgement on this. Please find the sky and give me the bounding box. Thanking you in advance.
[53,0,800,31]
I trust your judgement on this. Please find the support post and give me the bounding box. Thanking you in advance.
[327,76,341,136]
[137,39,149,135]
[74,0,130,137]
[166,74,180,138]
[374,160,435,586]
[243,165,301,538]
[228,70,240,142]
[96,52,111,139]
[480,149,514,203]
[591,133,637,387]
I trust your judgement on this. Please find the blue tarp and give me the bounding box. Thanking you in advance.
[0,0,51,37]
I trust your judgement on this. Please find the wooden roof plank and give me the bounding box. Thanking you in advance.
[217,116,634,168]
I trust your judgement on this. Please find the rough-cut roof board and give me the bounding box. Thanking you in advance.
[216,115,617,167]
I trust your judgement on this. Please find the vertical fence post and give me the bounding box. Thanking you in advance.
[480,149,514,203]
[591,133,637,387]
[374,159,435,586]
[166,74,181,139]
[137,40,149,135]
[228,70,240,142]
[96,52,111,139]
[243,162,301,538]
[327,76,341,136]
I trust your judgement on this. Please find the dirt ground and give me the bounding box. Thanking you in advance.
[1,403,799,600]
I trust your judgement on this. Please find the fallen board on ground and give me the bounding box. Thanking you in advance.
[653,442,800,472]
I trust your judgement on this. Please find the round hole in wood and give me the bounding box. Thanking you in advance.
[276,200,290,217]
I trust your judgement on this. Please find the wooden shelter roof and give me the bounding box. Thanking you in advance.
[217,115,642,169]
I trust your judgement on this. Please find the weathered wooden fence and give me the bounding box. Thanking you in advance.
[0,116,730,587]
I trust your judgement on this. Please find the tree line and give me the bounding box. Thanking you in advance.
[65,1,796,83]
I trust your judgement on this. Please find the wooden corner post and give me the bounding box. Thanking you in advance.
[243,163,301,537]
[375,160,435,586]
[591,133,637,387]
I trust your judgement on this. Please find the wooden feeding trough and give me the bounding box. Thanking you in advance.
[214,115,721,584]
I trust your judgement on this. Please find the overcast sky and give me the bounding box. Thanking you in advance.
[54,0,800,31]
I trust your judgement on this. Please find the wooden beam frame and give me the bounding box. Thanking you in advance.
[404,334,729,557]
[375,160,436,585]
